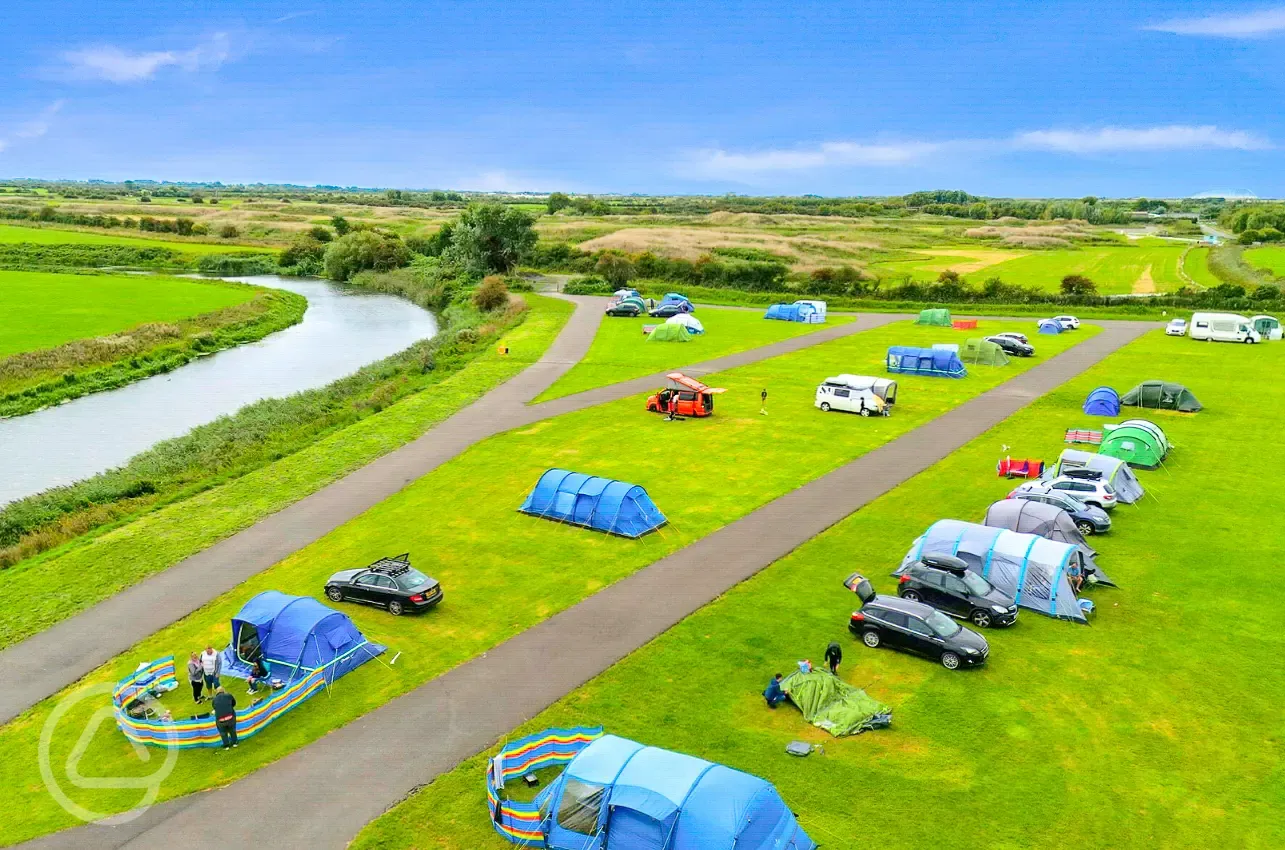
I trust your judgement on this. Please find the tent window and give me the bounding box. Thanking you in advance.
[237,626,263,664]
[324,625,349,650]
[556,779,606,835]
[554,492,575,515]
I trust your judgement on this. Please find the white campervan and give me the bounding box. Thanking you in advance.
[1189,312,1260,344]
[815,374,896,417]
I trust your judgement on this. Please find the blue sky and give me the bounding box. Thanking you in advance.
[1,0,1283,197]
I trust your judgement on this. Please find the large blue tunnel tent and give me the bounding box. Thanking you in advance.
[763,302,821,323]
[896,520,1094,623]
[1082,386,1120,416]
[885,345,967,378]
[227,591,385,683]
[519,469,667,538]
[538,734,816,850]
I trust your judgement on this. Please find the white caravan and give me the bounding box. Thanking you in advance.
[815,374,896,417]
[1189,312,1260,344]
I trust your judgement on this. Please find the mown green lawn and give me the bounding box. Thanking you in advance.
[0,296,575,649]
[982,241,1185,295]
[0,319,1093,845]
[1244,245,1285,278]
[1184,245,1223,288]
[536,305,855,401]
[353,330,1284,850]
[0,270,255,358]
[0,223,262,254]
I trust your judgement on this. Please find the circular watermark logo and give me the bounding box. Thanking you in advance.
[39,682,180,825]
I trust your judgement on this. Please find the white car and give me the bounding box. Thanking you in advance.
[815,375,894,417]
[1052,315,1080,330]
[1166,318,1188,337]
[993,331,1029,344]
[1012,477,1117,511]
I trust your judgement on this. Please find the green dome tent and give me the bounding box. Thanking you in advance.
[1100,419,1169,469]
[647,322,691,342]
[961,337,1010,366]
[1121,380,1202,413]
[915,308,952,326]
[780,669,891,737]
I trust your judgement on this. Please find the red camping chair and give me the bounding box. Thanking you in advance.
[997,458,1045,479]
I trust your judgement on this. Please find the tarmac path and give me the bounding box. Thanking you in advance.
[20,319,1152,849]
[0,298,900,725]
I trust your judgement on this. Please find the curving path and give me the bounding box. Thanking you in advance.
[0,298,900,724]
[20,319,1153,850]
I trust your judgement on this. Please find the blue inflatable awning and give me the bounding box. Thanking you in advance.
[885,346,967,378]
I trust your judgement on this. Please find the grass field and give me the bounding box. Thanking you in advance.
[353,330,1285,850]
[0,320,1094,844]
[980,241,1185,295]
[0,270,255,358]
[1244,245,1285,278]
[535,306,854,401]
[869,247,1026,281]
[0,224,262,254]
[1183,245,1224,288]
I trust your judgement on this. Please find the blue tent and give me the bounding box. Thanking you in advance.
[764,302,820,323]
[1083,386,1120,416]
[539,735,816,850]
[228,591,384,683]
[885,345,967,378]
[519,469,667,538]
[661,293,694,312]
[1038,319,1063,334]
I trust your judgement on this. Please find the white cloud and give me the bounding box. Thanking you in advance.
[60,34,231,83]
[1145,6,1285,38]
[684,140,945,175]
[1013,125,1271,153]
[0,101,65,154]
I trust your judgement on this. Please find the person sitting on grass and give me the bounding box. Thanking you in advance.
[1068,561,1084,594]
[763,673,786,708]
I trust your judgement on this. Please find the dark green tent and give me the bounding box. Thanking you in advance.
[915,308,952,327]
[1120,380,1202,413]
[780,670,891,737]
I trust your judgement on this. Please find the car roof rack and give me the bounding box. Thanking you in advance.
[366,552,412,577]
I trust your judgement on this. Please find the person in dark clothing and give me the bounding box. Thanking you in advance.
[187,652,205,703]
[763,673,786,708]
[824,641,843,676]
[247,659,269,695]
[211,687,238,750]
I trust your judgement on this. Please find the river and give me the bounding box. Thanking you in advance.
[0,275,438,506]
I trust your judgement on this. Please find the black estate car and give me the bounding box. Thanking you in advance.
[648,302,690,318]
[844,573,989,670]
[985,334,1034,357]
[896,555,1018,628]
[605,302,641,317]
[325,553,443,616]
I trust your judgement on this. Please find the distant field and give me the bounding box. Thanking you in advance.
[1244,246,1285,278]
[870,247,1026,281]
[981,241,1185,295]
[0,270,255,357]
[0,223,262,254]
[1184,246,1223,288]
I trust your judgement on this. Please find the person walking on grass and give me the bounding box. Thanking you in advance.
[211,687,238,751]
[187,652,206,703]
[200,644,222,694]
[824,641,842,676]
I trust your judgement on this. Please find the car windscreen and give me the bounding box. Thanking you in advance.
[395,568,431,590]
[960,572,993,596]
[926,610,962,638]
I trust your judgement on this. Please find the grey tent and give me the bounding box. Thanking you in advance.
[1052,449,1145,504]
[983,499,1111,586]
[1121,380,1202,413]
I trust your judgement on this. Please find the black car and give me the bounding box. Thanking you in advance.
[985,335,1034,357]
[605,302,641,317]
[324,553,443,615]
[896,555,1018,628]
[844,573,989,670]
[1008,489,1111,535]
[648,303,690,318]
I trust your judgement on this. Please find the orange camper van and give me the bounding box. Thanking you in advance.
[646,372,727,418]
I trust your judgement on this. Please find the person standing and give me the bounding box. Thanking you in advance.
[187,652,206,703]
[200,645,222,694]
[824,641,843,676]
[211,687,238,750]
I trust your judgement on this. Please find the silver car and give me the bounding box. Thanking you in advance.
[1012,476,1118,511]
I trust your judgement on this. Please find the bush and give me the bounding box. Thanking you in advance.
[323,230,411,281]
[595,250,636,287]
[563,275,613,295]
[441,203,537,279]
[218,224,240,239]
[472,275,509,311]
[1061,274,1098,295]
[1254,284,1280,301]
[196,253,277,276]
[308,225,333,242]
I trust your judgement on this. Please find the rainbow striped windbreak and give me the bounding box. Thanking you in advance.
[485,726,604,845]
[112,656,326,749]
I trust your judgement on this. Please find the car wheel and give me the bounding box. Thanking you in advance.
[1245,337,1255,344]
[940,651,961,670]
[859,408,872,417]
[819,402,831,412]
[388,600,404,616]
[862,630,881,649]
[1076,520,1095,535]
[970,609,993,628]
[902,589,921,602]
[325,587,344,602]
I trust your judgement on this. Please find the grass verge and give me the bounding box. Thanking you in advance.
[353,329,1284,850]
[0,319,1093,845]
